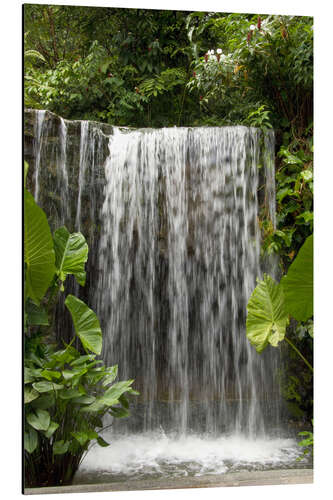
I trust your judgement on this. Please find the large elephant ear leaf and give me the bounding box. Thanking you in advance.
[281,234,313,322]
[65,295,102,355]
[246,274,289,353]
[53,226,88,287]
[24,189,55,304]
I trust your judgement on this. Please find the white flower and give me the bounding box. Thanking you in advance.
[250,24,256,30]
[216,48,222,54]
[210,49,215,55]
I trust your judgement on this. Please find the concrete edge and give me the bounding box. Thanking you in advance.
[24,468,313,495]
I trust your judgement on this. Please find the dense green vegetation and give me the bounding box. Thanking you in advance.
[24,164,138,487]
[24,3,313,473]
[246,234,313,456]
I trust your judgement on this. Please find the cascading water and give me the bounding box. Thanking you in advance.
[97,126,279,437]
[24,109,308,484]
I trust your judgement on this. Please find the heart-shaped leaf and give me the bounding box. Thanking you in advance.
[281,234,313,321]
[53,440,70,455]
[65,295,102,355]
[44,421,59,438]
[53,226,88,286]
[24,189,55,304]
[24,387,40,404]
[27,409,50,431]
[246,274,289,353]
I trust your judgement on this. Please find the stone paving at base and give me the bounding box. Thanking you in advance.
[25,468,313,495]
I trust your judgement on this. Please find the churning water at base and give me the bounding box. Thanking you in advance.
[75,432,307,484]
[24,110,308,484]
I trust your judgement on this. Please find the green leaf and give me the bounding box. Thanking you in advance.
[308,320,314,338]
[33,381,64,393]
[58,388,85,399]
[61,369,76,381]
[24,387,40,404]
[24,427,38,453]
[246,274,289,353]
[97,436,110,447]
[31,393,55,410]
[25,300,49,326]
[127,388,140,396]
[53,440,70,455]
[27,353,44,368]
[70,355,96,366]
[80,398,116,413]
[119,394,129,409]
[295,211,313,226]
[71,431,90,446]
[102,365,118,386]
[277,187,294,203]
[44,421,59,438]
[24,367,39,384]
[110,406,129,418]
[40,370,61,381]
[48,347,79,367]
[53,227,88,286]
[274,229,294,247]
[24,189,55,304]
[71,430,98,446]
[72,395,96,405]
[281,234,313,321]
[65,295,102,355]
[103,380,134,402]
[27,409,50,431]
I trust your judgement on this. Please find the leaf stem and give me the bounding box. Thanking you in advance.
[284,336,313,373]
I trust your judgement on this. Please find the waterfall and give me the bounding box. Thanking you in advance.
[25,110,281,439]
[33,109,46,203]
[75,121,90,232]
[96,125,279,437]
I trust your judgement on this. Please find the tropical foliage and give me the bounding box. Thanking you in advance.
[24,176,138,487]
[246,234,313,453]
[246,234,313,358]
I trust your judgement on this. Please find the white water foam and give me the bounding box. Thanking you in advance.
[76,431,304,482]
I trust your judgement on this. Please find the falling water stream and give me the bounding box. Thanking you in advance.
[24,109,309,485]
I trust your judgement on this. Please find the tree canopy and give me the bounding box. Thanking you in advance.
[24,6,312,132]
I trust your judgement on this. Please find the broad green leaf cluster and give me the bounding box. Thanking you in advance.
[24,174,138,487]
[246,235,313,448]
[24,345,137,457]
[246,234,313,363]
